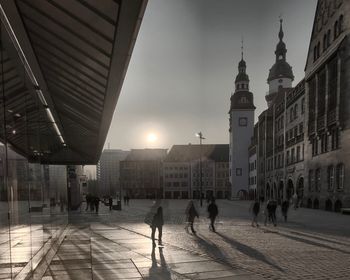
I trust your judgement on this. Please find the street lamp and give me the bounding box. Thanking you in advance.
[196,132,205,207]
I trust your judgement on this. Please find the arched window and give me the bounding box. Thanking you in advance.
[339,15,344,34]
[327,29,331,47]
[323,34,327,51]
[327,165,334,191]
[334,21,339,39]
[336,163,344,190]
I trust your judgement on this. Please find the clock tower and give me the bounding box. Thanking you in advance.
[229,49,255,199]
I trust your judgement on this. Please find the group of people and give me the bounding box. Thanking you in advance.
[250,198,293,227]
[149,198,219,247]
[85,194,100,213]
[123,195,130,206]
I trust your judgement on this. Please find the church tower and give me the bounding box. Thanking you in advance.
[266,19,294,107]
[229,46,255,199]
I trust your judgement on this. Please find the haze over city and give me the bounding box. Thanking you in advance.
[104,0,317,150]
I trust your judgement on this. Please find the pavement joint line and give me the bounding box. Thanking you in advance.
[88,226,191,279]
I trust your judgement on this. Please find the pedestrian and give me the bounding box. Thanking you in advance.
[85,194,90,211]
[281,200,289,222]
[264,200,270,226]
[94,196,100,213]
[185,201,199,234]
[292,193,298,210]
[127,195,130,206]
[207,198,218,232]
[269,200,277,226]
[250,200,260,227]
[109,196,113,211]
[151,206,164,246]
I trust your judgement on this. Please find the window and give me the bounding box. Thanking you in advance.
[309,170,314,191]
[321,134,328,153]
[294,104,298,119]
[301,98,305,114]
[315,168,321,192]
[327,165,334,191]
[336,164,344,190]
[299,123,304,134]
[296,146,300,162]
[286,151,290,165]
[290,107,293,122]
[236,168,242,176]
[334,21,339,39]
[339,15,344,34]
[312,138,318,156]
[291,148,295,163]
[314,46,317,62]
[327,29,331,47]
[331,129,339,150]
[328,56,338,111]
[323,34,327,51]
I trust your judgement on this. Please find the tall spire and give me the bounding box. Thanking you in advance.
[241,36,244,60]
[279,17,284,41]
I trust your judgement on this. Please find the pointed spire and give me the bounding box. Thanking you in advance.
[279,17,284,41]
[241,36,244,60]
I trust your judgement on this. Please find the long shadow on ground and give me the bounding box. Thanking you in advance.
[215,232,285,273]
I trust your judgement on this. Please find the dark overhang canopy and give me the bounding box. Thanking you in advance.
[0,0,147,164]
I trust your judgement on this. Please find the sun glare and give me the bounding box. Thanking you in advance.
[147,132,158,143]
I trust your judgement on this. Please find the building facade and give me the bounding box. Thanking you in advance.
[163,144,230,199]
[120,149,167,199]
[304,0,350,211]
[97,149,129,197]
[250,0,350,211]
[229,53,256,199]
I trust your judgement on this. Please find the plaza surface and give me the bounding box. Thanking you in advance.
[9,200,350,279]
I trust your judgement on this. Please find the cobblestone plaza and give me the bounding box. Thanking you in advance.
[4,200,346,280]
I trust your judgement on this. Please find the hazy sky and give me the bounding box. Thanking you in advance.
[105,0,317,150]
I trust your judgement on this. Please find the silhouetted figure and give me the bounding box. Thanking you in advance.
[250,200,260,227]
[151,206,164,246]
[185,201,199,234]
[281,200,289,222]
[292,193,298,210]
[109,197,113,211]
[266,200,277,226]
[94,196,100,213]
[126,195,130,206]
[207,199,218,232]
[85,194,90,211]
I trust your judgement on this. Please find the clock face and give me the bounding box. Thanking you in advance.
[239,117,247,127]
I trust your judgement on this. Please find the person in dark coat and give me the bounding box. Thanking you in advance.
[109,197,113,211]
[281,200,289,222]
[207,199,218,232]
[151,206,164,246]
[250,200,260,227]
[94,196,100,213]
[185,201,199,234]
[267,200,277,226]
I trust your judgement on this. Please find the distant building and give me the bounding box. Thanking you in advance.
[164,144,230,199]
[229,50,255,199]
[97,149,129,197]
[248,130,257,199]
[120,149,167,199]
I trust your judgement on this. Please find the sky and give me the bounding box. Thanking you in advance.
[104,0,317,151]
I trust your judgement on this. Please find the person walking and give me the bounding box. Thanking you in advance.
[264,200,270,226]
[151,206,164,246]
[94,196,100,213]
[207,198,218,232]
[250,200,260,227]
[185,201,199,234]
[281,200,289,222]
[109,196,113,211]
[270,199,277,226]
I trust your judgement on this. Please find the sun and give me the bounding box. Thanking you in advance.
[147,132,158,143]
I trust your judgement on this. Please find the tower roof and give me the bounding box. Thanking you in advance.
[267,19,294,82]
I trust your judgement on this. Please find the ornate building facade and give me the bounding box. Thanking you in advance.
[249,0,350,211]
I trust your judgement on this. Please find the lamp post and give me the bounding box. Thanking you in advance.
[196,132,205,207]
